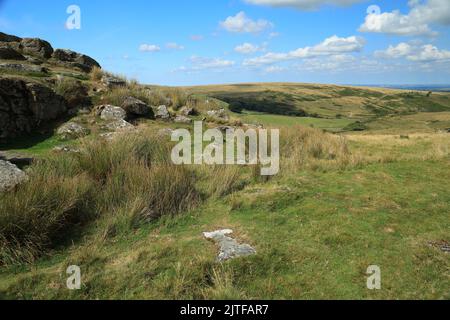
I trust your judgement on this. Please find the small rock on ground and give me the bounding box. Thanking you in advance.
[203,229,256,262]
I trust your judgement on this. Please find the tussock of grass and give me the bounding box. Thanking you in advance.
[281,125,360,172]
[89,66,103,82]
[0,155,95,265]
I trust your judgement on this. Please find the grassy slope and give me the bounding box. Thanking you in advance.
[1,133,449,300]
[0,159,448,299]
[186,83,450,129]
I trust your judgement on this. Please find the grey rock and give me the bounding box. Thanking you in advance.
[103,119,134,131]
[0,160,28,192]
[52,145,81,153]
[0,44,26,60]
[179,106,195,116]
[101,76,126,89]
[99,105,127,121]
[154,105,170,120]
[26,82,67,119]
[21,38,54,59]
[0,32,22,43]
[174,115,192,124]
[428,241,450,254]
[56,122,90,140]
[122,96,153,117]
[25,56,44,65]
[52,49,100,73]
[0,78,66,139]
[0,63,47,73]
[203,229,256,262]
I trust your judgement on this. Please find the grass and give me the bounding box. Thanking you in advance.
[186,83,450,121]
[1,121,449,299]
[0,134,66,156]
[1,157,448,299]
[237,111,353,131]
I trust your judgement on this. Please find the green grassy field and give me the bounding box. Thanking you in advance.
[186,83,450,121]
[238,111,354,131]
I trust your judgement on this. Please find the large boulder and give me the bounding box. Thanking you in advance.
[26,82,67,120]
[0,32,22,43]
[0,44,26,60]
[103,119,134,132]
[56,122,90,140]
[20,38,54,59]
[52,49,100,72]
[154,105,170,120]
[0,160,28,193]
[0,78,67,139]
[121,96,153,118]
[97,105,127,121]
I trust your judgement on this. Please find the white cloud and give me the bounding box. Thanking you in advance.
[166,42,185,50]
[375,43,413,59]
[234,43,266,54]
[220,11,273,34]
[235,43,259,54]
[408,44,450,62]
[359,0,450,36]
[295,55,390,73]
[244,0,363,10]
[243,35,365,66]
[175,56,235,72]
[376,42,450,62]
[139,44,161,52]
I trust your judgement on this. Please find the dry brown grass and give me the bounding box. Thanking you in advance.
[89,66,104,82]
[279,127,450,174]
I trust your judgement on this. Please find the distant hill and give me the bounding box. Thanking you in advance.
[185,83,450,121]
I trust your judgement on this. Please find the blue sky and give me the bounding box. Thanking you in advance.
[1,0,449,85]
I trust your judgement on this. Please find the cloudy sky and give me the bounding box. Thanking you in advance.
[1,0,449,85]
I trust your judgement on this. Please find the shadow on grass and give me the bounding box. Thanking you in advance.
[0,131,55,151]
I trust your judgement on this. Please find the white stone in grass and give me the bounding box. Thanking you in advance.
[203,229,256,262]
